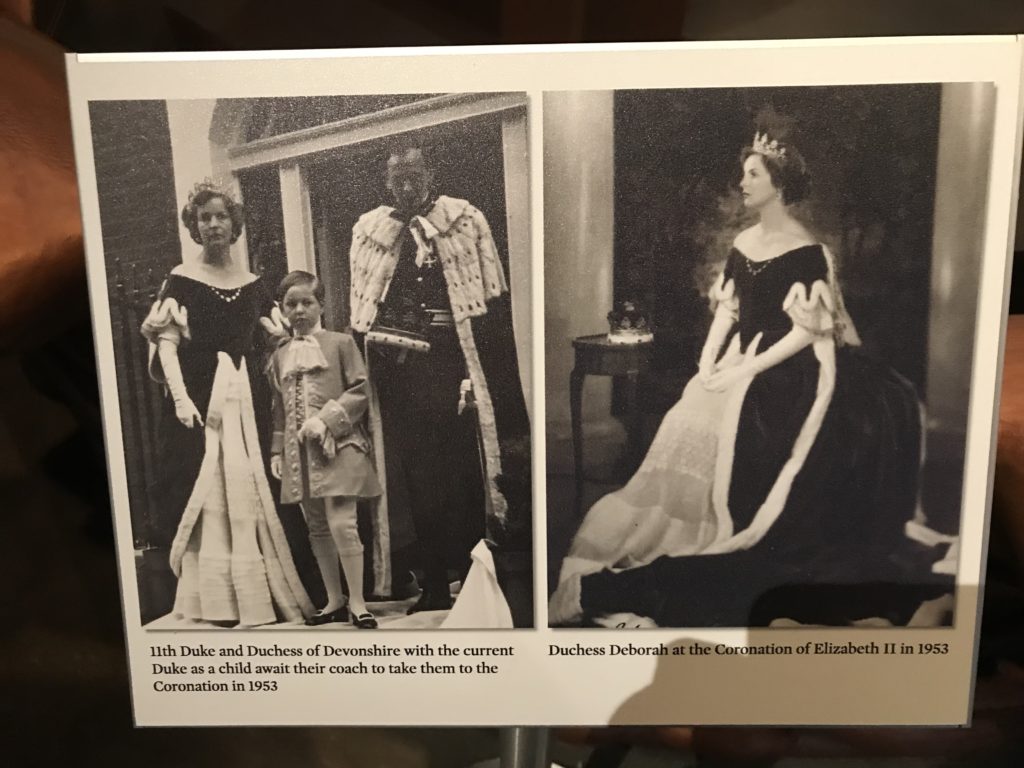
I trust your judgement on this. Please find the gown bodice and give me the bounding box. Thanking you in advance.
[158,272,273,414]
[724,243,829,348]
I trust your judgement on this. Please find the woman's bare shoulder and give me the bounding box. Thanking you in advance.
[169,262,258,289]
[781,219,815,246]
[732,225,760,253]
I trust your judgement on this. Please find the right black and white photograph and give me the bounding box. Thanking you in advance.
[545,84,994,629]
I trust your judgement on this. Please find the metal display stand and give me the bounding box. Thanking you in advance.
[499,727,551,767]
[495,728,633,768]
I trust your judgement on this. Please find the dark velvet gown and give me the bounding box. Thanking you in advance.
[143,272,313,625]
[146,273,275,546]
[573,245,950,627]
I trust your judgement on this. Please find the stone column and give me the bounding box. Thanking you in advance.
[544,91,622,474]
[923,82,995,532]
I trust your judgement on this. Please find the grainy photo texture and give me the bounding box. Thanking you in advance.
[546,85,991,629]
[92,93,534,631]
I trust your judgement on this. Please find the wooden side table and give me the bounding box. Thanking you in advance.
[570,334,654,517]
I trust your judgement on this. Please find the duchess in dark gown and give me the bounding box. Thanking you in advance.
[550,132,950,628]
[143,183,312,626]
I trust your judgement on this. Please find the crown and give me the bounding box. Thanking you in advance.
[752,131,786,161]
[607,300,652,331]
[607,299,653,344]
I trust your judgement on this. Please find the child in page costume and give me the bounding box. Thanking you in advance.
[269,271,383,628]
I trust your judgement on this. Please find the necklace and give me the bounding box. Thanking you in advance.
[743,255,776,277]
[208,284,244,303]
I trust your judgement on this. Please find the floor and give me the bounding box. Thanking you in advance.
[147,598,451,631]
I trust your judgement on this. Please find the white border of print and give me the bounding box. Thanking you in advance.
[66,36,1023,727]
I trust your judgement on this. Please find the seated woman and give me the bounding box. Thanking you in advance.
[551,128,950,629]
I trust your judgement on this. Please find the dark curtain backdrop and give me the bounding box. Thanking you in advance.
[613,85,941,417]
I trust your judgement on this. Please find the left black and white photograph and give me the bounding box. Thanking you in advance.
[89,93,535,631]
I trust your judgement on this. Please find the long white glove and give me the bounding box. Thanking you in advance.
[158,339,203,428]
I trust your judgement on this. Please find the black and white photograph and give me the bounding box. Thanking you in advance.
[67,39,1021,727]
[90,92,535,631]
[545,85,992,629]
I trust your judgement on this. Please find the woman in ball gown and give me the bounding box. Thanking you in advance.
[550,130,947,628]
[142,182,313,626]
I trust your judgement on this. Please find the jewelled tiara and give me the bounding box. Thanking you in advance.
[752,131,786,161]
[187,178,237,205]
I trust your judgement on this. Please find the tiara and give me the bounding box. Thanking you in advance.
[187,178,237,206]
[752,132,786,161]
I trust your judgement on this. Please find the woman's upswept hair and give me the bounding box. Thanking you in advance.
[741,107,811,205]
[181,180,245,245]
